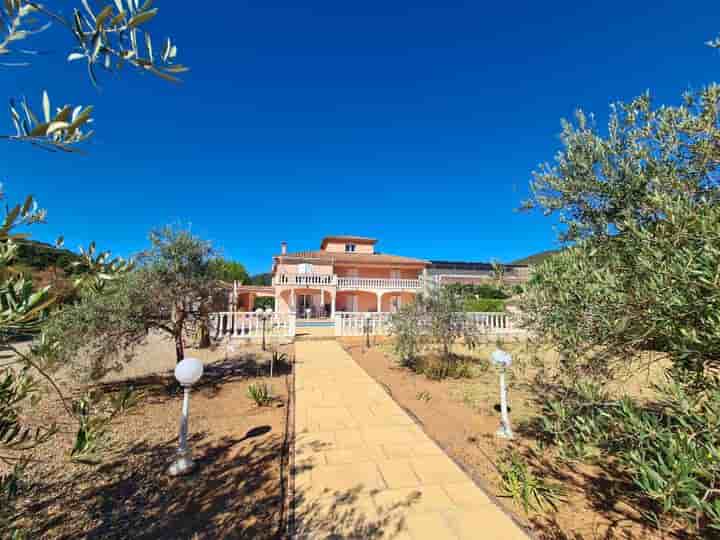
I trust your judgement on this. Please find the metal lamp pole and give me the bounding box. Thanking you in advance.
[364,313,372,349]
[168,357,204,476]
[491,349,514,439]
[256,307,273,351]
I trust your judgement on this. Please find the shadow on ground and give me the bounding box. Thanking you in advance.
[22,429,285,540]
[96,352,293,401]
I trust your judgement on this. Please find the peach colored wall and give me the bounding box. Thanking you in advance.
[276,290,417,314]
[275,262,333,275]
[381,292,416,312]
[277,293,290,313]
[335,291,379,312]
[276,288,332,314]
[324,241,374,254]
[236,292,255,311]
[335,266,422,279]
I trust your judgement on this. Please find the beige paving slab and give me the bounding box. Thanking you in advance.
[293,340,528,540]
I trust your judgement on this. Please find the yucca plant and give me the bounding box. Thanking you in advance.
[269,350,288,378]
[247,382,273,407]
[498,449,565,514]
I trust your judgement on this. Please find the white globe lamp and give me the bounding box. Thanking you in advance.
[491,349,514,439]
[168,357,203,476]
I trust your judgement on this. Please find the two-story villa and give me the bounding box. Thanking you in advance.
[271,235,428,318]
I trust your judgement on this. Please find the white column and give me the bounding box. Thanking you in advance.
[330,291,335,317]
[376,292,382,312]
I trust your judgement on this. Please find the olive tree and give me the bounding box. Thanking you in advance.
[519,42,720,535]
[391,286,480,378]
[521,85,720,378]
[1,1,186,534]
[44,226,225,373]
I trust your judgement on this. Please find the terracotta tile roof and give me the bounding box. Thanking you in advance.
[276,250,429,266]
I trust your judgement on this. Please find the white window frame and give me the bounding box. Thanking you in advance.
[345,243,356,252]
[298,263,313,274]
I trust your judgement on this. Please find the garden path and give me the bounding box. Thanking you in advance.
[292,340,528,539]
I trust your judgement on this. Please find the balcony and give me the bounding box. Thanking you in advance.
[273,273,423,291]
[273,273,336,286]
[336,277,423,290]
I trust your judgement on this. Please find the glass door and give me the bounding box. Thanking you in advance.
[298,294,313,316]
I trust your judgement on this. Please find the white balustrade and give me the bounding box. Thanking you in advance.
[209,312,297,340]
[464,312,511,331]
[273,273,336,286]
[334,312,391,336]
[333,311,523,337]
[336,277,422,290]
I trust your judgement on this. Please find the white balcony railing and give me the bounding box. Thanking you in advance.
[273,273,336,287]
[209,312,296,339]
[336,277,423,290]
[273,274,423,291]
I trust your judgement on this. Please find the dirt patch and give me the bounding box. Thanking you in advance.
[342,338,681,540]
[9,341,294,540]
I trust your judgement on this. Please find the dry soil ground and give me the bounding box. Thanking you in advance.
[342,337,685,540]
[7,336,293,540]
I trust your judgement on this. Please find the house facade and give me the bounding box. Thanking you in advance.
[229,235,530,318]
[271,236,429,317]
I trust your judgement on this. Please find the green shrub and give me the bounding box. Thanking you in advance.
[390,301,427,364]
[445,283,509,300]
[498,449,565,514]
[409,355,477,380]
[247,382,273,406]
[535,375,720,534]
[463,298,505,312]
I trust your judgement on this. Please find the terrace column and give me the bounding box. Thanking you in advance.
[330,291,335,317]
[376,292,382,312]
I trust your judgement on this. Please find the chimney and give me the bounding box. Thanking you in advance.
[281,241,287,255]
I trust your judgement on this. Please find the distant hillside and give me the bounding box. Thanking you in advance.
[15,240,80,271]
[249,273,272,286]
[512,249,562,266]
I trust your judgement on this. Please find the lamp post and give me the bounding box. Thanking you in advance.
[168,357,204,476]
[491,349,514,439]
[256,307,273,351]
[364,312,372,349]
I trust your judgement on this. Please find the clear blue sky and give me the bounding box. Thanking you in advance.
[5,1,720,274]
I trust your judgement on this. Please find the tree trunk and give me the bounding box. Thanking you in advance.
[198,303,211,348]
[173,303,186,364]
[175,330,185,364]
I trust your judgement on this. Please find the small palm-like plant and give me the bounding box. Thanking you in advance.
[247,382,273,406]
[498,450,564,514]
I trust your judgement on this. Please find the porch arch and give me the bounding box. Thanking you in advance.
[379,291,417,312]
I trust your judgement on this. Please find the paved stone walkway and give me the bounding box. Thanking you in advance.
[292,340,529,540]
